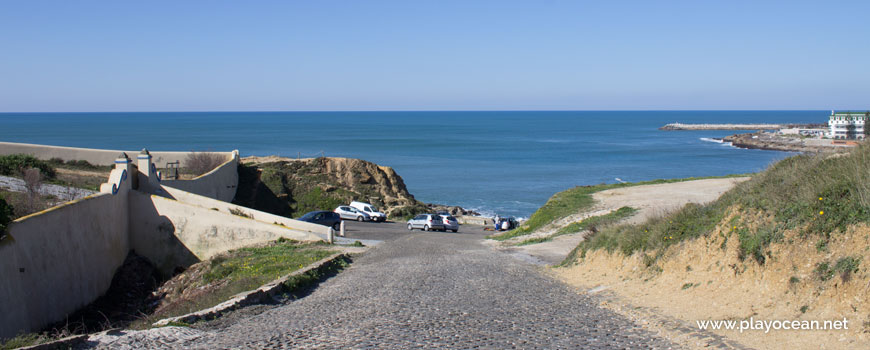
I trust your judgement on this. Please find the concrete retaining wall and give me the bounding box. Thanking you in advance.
[0,191,130,339]
[129,191,323,276]
[160,151,239,202]
[160,185,330,239]
[0,141,233,167]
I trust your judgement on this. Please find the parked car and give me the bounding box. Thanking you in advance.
[407,214,446,231]
[350,201,387,222]
[437,213,460,232]
[298,211,341,230]
[334,205,371,222]
[494,216,519,231]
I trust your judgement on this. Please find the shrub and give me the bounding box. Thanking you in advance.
[0,154,56,178]
[184,152,226,176]
[834,256,861,281]
[0,196,13,233]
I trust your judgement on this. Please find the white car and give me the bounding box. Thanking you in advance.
[334,206,371,222]
[350,201,387,222]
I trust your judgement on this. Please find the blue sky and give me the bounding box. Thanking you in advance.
[1,1,868,112]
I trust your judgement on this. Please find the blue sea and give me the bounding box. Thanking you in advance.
[0,111,827,218]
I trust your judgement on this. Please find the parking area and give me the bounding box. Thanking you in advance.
[338,220,490,242]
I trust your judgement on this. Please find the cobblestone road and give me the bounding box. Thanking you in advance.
[83,229,675,349]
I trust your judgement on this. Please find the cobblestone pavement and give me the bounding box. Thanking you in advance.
[82,230,675,349]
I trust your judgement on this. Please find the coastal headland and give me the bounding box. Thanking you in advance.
[722,132,856,153]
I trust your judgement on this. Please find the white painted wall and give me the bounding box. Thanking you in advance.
[160,185,330,239]
[0,191,130,339]
[128,191,323,276]
[159,151,239,202]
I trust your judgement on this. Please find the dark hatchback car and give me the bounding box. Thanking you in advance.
[298,211,341,231]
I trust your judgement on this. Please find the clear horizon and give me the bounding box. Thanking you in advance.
[2,1,869,112]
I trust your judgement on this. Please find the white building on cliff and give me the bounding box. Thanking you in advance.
[828,110,868,139]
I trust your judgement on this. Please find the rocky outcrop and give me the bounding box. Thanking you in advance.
[723,132,853,153]
[234,156,471,219]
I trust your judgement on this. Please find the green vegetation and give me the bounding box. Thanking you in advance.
[0,154,56,178]
[135,240,337,327]
[490,174,748,241]
[516,237,553,246]
[515,207,637,246]
[201,240,332,285]
[46,158,111,172]
[0,332,64,350]
[555,206,637,237]
[0,196,12,233]
[563,143,870,267]
[234,160,417,219]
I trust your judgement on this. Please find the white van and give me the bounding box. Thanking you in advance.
[350,201,387,222]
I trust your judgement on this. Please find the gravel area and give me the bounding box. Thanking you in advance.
[78,226,675,349]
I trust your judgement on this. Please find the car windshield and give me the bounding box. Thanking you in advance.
[299,212,317,220]
[367,206,377,212]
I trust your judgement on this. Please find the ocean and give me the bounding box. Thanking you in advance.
[0,111,827,218]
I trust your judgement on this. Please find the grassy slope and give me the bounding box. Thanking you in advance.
[490,174,749,241]
[133,240,335,327]
[515,206,637,246]
[564,143,870,267]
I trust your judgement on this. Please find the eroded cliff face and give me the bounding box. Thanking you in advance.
[233,156,427,218]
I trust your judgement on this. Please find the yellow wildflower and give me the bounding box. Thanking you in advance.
[819,211,824,215]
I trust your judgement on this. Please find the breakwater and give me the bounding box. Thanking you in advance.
[660,123,825,131]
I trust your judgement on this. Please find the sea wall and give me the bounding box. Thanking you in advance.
[0,191,130,339]
[128,191,323,276]
[160,150,240,202]
[0,141,233,167]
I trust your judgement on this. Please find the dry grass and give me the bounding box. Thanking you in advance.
[568,143,870,266]
[184,152,227,176]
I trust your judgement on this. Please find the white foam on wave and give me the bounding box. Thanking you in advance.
[700,137,734,148]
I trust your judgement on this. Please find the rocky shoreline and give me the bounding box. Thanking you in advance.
[721,132,854,153]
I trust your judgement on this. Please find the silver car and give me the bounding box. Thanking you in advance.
[407,214,446,231]
[334,206,371,222]
[439,214,460,232]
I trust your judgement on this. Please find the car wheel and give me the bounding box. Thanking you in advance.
[424,225,430,231]
[332,223,340,231]
[452,229,458,233]
[407,223,413,231]
[357,216,364,222]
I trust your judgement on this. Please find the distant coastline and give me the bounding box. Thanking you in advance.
[659,122,826,131]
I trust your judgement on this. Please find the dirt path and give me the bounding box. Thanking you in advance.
[495,177,749,265]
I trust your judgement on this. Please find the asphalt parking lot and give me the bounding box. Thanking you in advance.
[338,219,491,242]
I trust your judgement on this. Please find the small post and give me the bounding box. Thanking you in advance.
[340,220,346,237]
[327,227,335,244]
